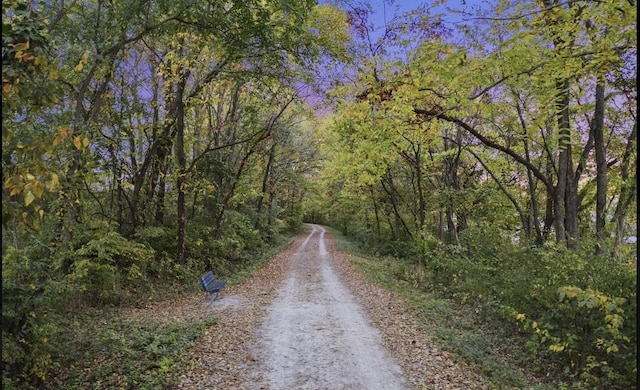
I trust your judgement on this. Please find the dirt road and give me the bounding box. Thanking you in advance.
[169,224,487,389]
[251,224,408,389]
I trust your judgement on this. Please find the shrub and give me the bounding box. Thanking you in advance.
[60,231,155,305]
[135,226,176,261]
[410,228,637,388]
[498,247,637,388]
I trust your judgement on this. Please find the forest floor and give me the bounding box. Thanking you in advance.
[120,224,488,389]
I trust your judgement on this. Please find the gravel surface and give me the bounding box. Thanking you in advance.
[248,225,407,389]
[122,224,488,389]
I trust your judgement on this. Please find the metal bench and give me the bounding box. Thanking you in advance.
[199,271,227,304]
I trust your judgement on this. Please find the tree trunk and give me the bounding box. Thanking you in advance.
[443,136,461,243]
[413,143,426,229]
[554,79,579,249]
[370,186,381,236]
[516,98,544,244]
[380,171,412,239]
[255,141,276,229]
[612,118,637,253]
[175,69,188,266]
[592,78,607,254]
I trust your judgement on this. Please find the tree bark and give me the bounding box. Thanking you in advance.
[612,118,637,253]
[255,141,276,229]
[175,63,188,266]
[592,78,607,254]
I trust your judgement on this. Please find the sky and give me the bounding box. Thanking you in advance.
[364,0,488,32]
[325,0,491,50]
[307,0,490,114]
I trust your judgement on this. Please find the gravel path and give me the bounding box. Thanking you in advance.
[122,224,488,389]
[248,225,407,389]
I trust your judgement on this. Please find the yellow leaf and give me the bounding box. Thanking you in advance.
[48,173,59,191]
[3,83,11,93]
[3,176,14,189]
[73,136,82,149]
[82,136,90,148]
[12,42,29,51]
[549,344,565,352]
[606,344,619,353]
[32,181,45,198]
[74,63,83,72]
[10,187,20,196]
[24,191,35,206]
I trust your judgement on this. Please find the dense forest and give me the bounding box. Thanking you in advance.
[3,0,636,388]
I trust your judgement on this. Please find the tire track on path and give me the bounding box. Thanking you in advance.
[250,224,408,389]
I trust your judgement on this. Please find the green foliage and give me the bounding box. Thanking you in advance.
[2,0,59,116]
[440,243,636,387]
[181,210,257,276]
[279,205,306,234]
[217,210,263,261]
[2,245,63,387]
[506,284,636,388]
[134,226,175,260]
[133,226,193,282]
[503,251,637,389]
[59,232,155,306]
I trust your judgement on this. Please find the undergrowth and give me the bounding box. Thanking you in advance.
[44,313,217,390]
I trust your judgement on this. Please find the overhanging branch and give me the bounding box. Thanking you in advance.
[414,107,553,190]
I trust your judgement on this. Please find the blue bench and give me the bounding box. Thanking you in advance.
[199,271,227,304]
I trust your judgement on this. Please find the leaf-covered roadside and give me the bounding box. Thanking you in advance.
[44,311,217,390]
